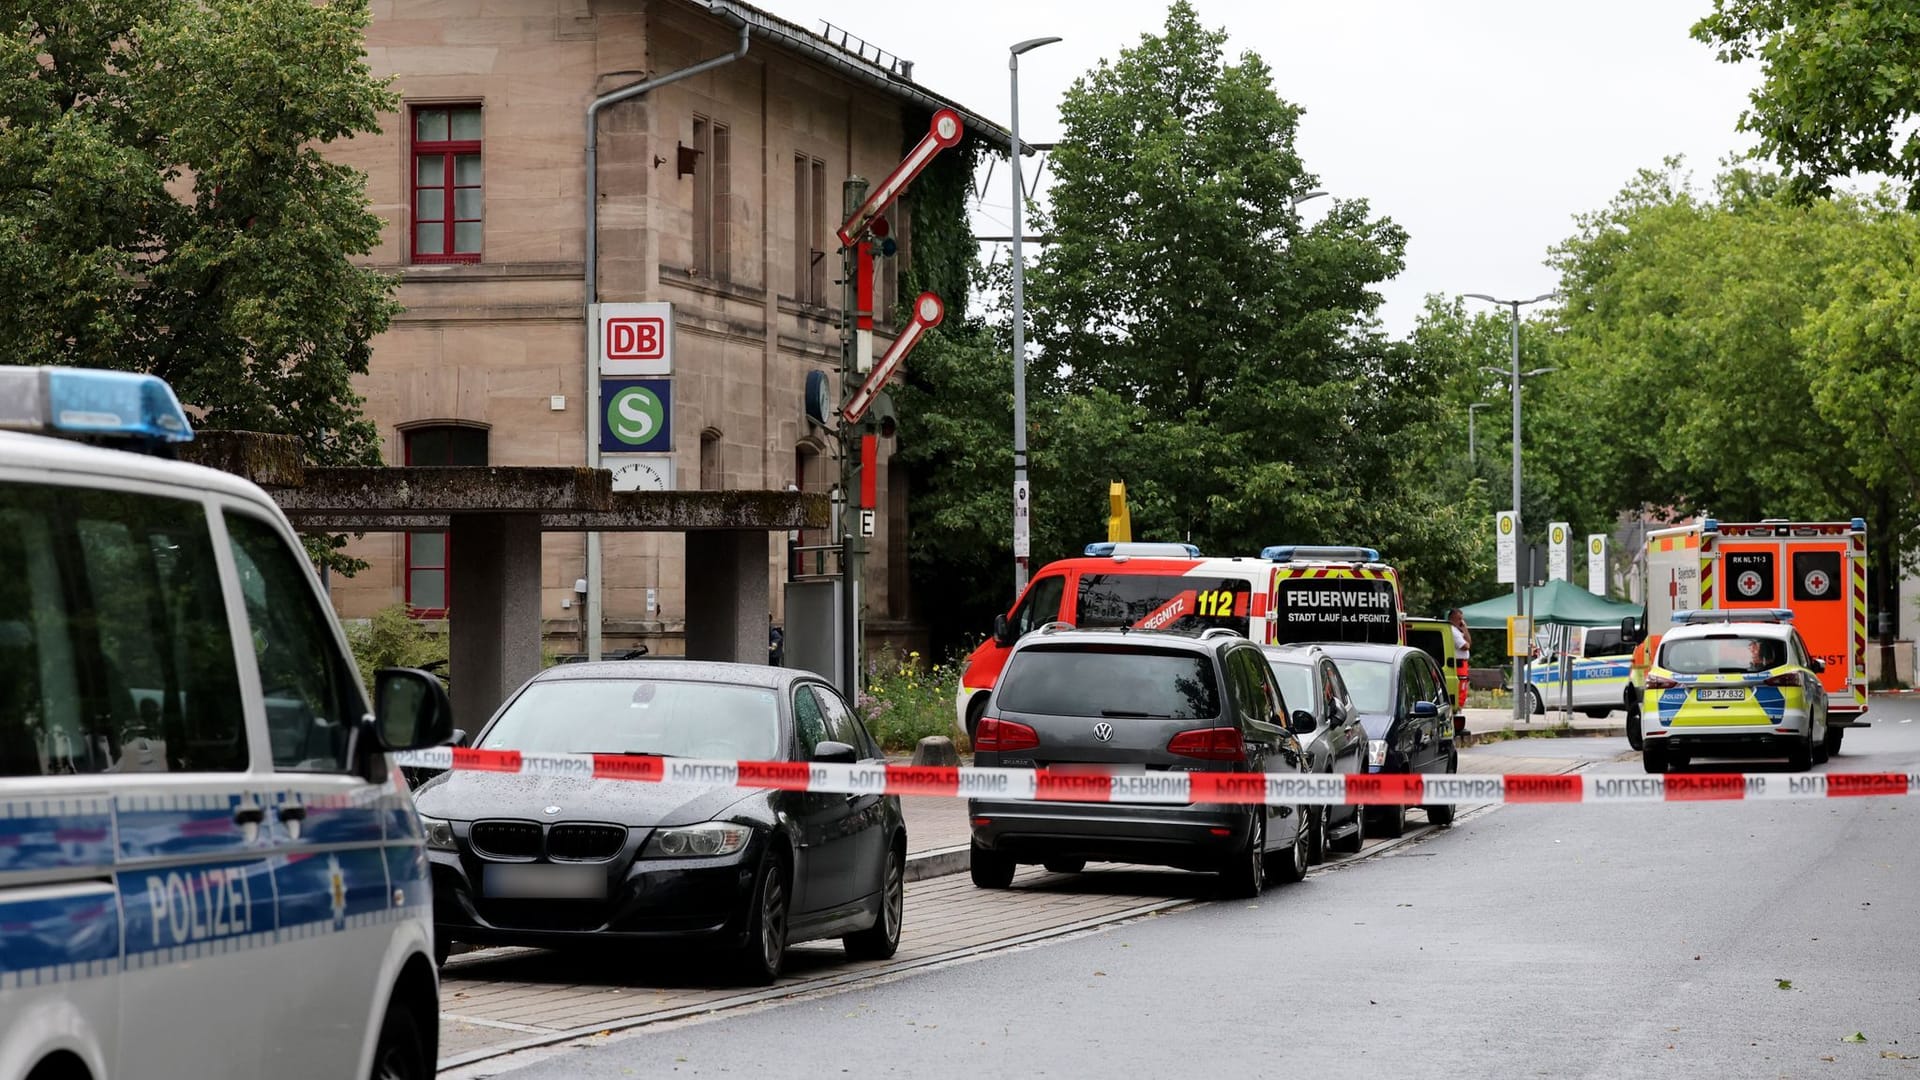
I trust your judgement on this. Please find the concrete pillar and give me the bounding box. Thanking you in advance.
[449,514,543,735]
[685,529,770,664]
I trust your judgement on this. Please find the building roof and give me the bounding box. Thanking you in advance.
[697,0,1032,154]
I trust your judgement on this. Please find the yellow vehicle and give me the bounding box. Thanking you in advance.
[1638,610,1830,774]
[1403,616,1468,716]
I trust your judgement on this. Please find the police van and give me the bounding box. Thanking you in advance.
[0,369,453,1080]
[1524,623,1635,718]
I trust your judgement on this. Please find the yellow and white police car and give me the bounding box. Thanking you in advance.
[0,369,453,1080]
[1639,610,1829,774]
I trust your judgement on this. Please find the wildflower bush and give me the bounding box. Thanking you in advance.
[858,648,967,754]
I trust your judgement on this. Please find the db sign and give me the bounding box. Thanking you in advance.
[596,303,673,375]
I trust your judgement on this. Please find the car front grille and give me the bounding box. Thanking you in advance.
[548,823,627,861]
[470,820,543,860]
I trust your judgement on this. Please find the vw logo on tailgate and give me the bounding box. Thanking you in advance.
[1092,722,1115,742]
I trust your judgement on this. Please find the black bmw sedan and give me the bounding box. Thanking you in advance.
[412,661,906,983]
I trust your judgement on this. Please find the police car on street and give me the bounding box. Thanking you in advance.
[1637,610,1829,774]
[0,368,454,1080]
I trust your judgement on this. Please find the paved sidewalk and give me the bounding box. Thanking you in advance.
[1459,705,1626,738]
[437,864,1206,1072]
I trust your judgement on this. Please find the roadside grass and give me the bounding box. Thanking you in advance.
[859,648,969,755]
[1466,688,1512,710]
[1469,722,1578,745]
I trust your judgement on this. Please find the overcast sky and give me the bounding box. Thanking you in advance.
[767,0,1764,337]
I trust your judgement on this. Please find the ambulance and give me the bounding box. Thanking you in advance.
[954,543,1403,738]
[1627,518,1868,755]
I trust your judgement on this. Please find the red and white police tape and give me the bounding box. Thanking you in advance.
[393,748,1919,805]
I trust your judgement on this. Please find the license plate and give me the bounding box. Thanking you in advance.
[483,864,607,900]
[1046,763,1145,776]
[1696,688,1747,702]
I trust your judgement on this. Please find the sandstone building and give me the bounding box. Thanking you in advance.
[326,0,1008,655]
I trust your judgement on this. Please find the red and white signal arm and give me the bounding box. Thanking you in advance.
[839,110,965,246]
[844,293,944,424]
[595,302,673,376]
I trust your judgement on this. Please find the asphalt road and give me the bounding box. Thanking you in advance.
[478,701,1920,1079]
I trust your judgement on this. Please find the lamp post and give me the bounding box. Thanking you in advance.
[1466,291,1558,725]
[1009,35,1061,598]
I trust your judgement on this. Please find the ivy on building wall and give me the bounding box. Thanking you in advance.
[890,119,1012,648]
[898,128,984,322]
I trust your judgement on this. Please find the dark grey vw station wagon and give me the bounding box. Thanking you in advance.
[968,626,1311,897]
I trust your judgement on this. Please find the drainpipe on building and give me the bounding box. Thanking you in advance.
[581,7,749,660]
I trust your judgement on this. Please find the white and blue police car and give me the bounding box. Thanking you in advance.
[0,368,453,1080]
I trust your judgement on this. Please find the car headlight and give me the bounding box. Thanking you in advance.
[1367,740,1388,768]
[646,821,752,858]
[420,815,458,851]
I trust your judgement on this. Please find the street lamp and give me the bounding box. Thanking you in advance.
[1009,34,1061,597]
[1466,290,1559,725]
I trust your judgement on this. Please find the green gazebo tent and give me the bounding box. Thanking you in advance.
[1457,579,1641,630]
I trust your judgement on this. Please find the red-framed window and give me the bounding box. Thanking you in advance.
[403,425,488,616]
[411,105,483,263]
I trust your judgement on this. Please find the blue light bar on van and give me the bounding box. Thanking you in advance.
[1260,545,1381,563]
[1083,542,1202,558]
[1671,609,1793,625]
[0,367,194,444]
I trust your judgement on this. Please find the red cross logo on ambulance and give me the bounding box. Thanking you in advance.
[1737,570,1764,597]
[1804,568,1831,597]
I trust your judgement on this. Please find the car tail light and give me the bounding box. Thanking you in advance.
[1764,671,1803,688]
[1646,675,1679,690]
[1166,726,1246,762]
[974,717,1039,753]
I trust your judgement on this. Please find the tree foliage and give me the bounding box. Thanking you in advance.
[1694,1,1920,206]
[1541,163,1883,519]
[902,3,1486,649]
[0,0,399,483]
[1467,160,1918,623]
[1027,2,1480,614]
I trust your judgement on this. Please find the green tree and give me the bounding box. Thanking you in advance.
[1537,161,1913,618]
[1018,2,1475,605]
[0,0,399,481]
[1694,1,1920,205]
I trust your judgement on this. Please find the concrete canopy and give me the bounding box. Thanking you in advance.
[182,435,830,733]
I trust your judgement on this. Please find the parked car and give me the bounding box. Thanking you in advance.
[1261,645,1368,862]
[1309,643,1459,838]
[969,626,1311,898]
[412,661,906,983]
